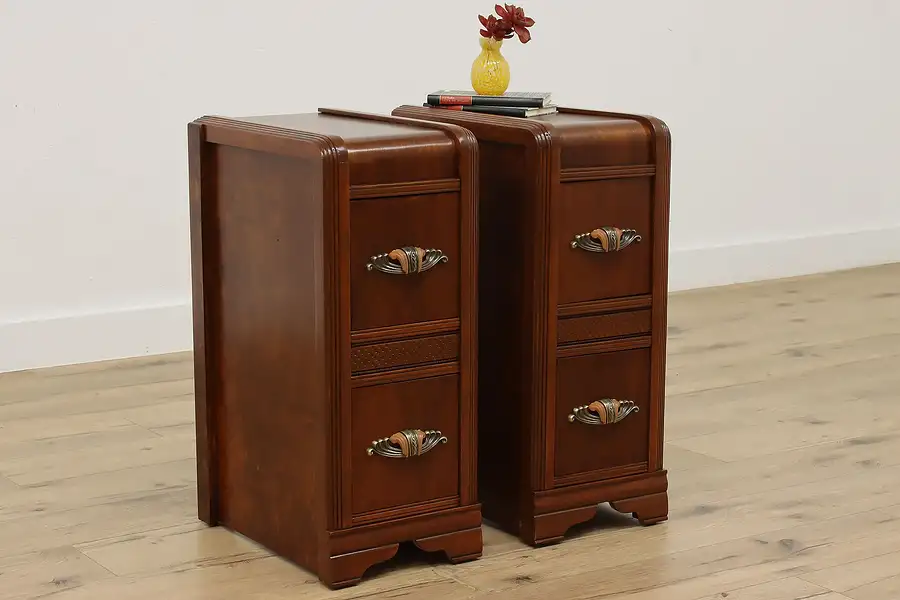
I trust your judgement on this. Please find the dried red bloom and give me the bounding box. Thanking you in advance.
[478,13,513,41]
[495,3,535,43]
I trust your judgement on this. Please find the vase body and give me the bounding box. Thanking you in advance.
[470,37,510,95]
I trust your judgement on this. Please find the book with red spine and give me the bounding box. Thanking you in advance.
[423,103,557,118]
[425,90,552,108]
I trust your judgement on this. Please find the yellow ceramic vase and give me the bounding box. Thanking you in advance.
[470,37,510,95]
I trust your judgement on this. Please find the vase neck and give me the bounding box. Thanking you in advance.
[479,37,504,52]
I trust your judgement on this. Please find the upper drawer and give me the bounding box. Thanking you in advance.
[557,178,653,306]
[350,192,460,331]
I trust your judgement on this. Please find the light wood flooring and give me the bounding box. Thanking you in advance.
[1,263,899,599]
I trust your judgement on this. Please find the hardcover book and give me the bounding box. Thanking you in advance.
[426,90,552,108]
[423,103,558,118]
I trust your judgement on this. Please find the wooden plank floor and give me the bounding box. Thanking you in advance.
[1,263,899,599]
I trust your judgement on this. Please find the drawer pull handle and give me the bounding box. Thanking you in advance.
[571,227,641,253]
[366,429,447,458]
[568,399,639,425]
[366,246,448,275]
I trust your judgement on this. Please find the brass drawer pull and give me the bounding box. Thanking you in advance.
[366,246,448,275]
[568,399,639,425]
[571,227,641,253]
[366,429,447,458]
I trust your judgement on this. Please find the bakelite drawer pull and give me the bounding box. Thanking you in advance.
[366,429,448,458]
[568,399,639,425]
[571,227,641,253]
[366,246,448,275]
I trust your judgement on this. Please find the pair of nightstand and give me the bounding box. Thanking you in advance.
[188,105,671,589]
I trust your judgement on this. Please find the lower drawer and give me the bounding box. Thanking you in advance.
[554,345,650,486]
[350,374,460,520]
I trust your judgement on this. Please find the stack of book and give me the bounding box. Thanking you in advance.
[422,90,557,118]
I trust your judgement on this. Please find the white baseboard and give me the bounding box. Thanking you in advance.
[0,303,193,374]
[668,225,900,292]
[2,226,898,374]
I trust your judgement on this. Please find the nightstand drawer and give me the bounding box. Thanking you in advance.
[557,179,652,306]
[557,309,651,345]
[350,374,460,521]
[350,334,459,375]
[554,344,650,486]
[350,192,460,332]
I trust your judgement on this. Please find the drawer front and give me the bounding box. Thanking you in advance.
[557,179,652,306]
[350,374,460,520]
[554,345,650,485]
[350,334,459,374]
[350,192,460,332]
[557,309,651,345]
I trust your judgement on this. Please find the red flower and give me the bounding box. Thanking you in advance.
[478,13,513,41]
[495,3,535,43]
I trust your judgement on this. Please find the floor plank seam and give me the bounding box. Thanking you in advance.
[10,457,197,491]
[667,434,894,461]
[0,376,194,404]
[121,416,168,438]
[70,519,207,551]
[433,565,482,592]
[76,546,119,578]
[8,456,198,489]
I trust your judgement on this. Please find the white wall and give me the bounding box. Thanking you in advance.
[2,0,898,373]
